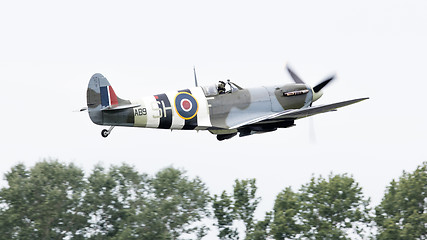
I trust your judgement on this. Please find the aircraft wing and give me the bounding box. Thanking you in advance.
[230,97,368,129]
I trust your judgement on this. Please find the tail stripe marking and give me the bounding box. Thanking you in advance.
[100,86,119,107]
[100,86,110,107]
[109,86,119,106]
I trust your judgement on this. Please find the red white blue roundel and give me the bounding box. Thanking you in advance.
[174,92,199,120]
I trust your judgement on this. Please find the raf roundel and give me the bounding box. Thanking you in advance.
[174,92,199,120]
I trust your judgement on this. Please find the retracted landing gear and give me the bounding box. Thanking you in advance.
[216,132,237,141]
[101,126,115,138]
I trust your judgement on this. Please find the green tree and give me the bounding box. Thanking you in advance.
[375,161,427,240]
[0,161,211,240]
[271,187,303,239]
[213,179,262,240]
[245,212,272,240]
[0,160,87,240]
[83,163,145,239]
[271,174,371,240]
[299,174,371,239]
[233,179,260,236]
[213,191,239,240]
[114,167,211,240]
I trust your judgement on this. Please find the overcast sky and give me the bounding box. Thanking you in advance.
[1,0,427,237]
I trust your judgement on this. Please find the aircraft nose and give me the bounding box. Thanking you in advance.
[312,90,323,102]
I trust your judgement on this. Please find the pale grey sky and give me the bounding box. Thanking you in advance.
[1,0,427,238]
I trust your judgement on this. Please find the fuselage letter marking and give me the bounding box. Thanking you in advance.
[134,108,147,116]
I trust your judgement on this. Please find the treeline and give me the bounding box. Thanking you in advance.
[0,161,425,240]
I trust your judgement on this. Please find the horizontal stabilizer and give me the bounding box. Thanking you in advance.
[73,107,88,112]
[101,103,141,111]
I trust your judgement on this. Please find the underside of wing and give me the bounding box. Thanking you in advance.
[230,97,368,129]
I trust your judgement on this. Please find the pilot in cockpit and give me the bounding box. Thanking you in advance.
[218,81,226,94]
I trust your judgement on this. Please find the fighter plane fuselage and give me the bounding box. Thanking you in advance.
[86,68,367,140]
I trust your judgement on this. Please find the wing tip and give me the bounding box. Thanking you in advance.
[358,97,370,101]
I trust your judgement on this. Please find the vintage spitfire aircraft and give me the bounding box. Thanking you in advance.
[84,66,368,140]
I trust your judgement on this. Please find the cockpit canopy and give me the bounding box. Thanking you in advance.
[201,84,219,97]
[201,81,243,97]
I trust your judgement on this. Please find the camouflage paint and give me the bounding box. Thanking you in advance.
[223,87,272,128]
[207,89,251,129]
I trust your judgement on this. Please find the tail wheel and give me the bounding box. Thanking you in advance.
[101,129,109,138]
[101,126,115,138]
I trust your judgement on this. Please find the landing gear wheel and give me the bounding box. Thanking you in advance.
[101,126,115,138]
[101,129,109,138]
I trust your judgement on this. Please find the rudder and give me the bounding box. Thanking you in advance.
[87,73,121,108]
[87,73,130,125]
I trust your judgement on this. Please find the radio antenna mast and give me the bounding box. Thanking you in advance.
[193,66,199,87]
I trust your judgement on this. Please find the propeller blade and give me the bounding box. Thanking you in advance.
[286,65,305,84]
[313,75,335,93]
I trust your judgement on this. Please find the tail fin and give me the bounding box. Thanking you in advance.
[87,73,130,125]
[87,73,126,107]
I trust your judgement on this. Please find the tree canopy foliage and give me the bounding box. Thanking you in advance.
[0,160,426,239]
[375,161,427,240]
[212,179,266,240]
[0,161,86,239]
[0,160,210,240]
[271,174,372,240]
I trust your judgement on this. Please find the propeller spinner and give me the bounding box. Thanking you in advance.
[286,64,335,103]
